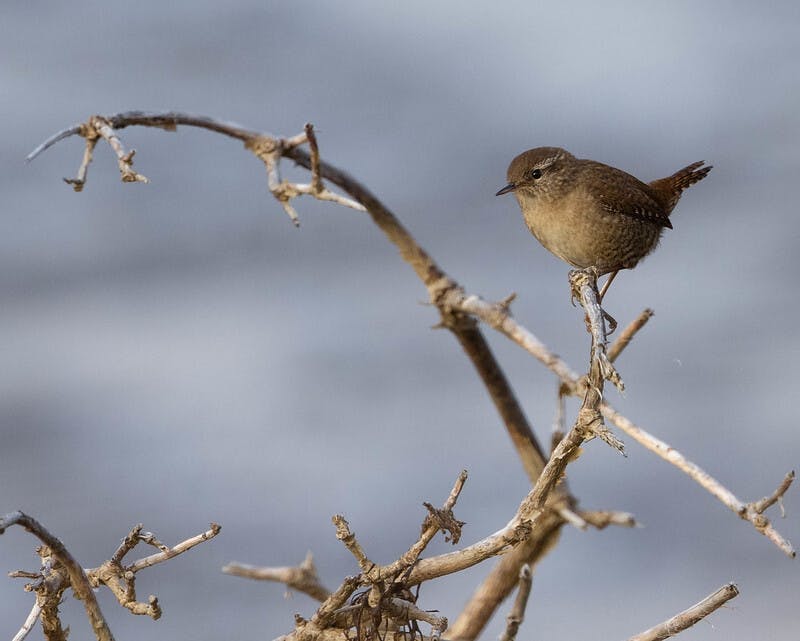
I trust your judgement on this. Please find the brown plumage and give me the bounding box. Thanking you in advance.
[496,147,711,279]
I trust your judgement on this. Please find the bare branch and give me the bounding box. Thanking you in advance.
[627,583,739,641]
[579,510,639,529]
[602,404,795,557]
[222,552,331,602]
[63,132,99,192]
[309,575,361,629]
[27,123,83,161]
[0,511,115,641]
[412,273,618,593]
[332,515,375,576]
[11,601,42,641]
[751,470,794,516]
[498,565,532,641]
[127,522,221,572]
[571,268,624,392]
[27,117,794,641]
[29,111,555,502]
[386,597,448,640]
[608,308,654,362]
[305,123,324,193]
[447,510,562,641]
[446,290,581,388]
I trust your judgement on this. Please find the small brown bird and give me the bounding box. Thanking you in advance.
[496,147,711,296]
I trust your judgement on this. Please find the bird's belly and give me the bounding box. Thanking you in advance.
[521,197,663,274]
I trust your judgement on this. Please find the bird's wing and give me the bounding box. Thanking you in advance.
[586,163,673,229]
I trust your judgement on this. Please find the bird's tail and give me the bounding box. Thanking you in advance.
[650,160,712,214]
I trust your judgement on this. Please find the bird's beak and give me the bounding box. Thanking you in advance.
[495,183,516,196]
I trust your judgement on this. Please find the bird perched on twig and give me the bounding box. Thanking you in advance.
[496,147,711,299]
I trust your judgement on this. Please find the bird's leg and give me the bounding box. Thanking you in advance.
[597,270,619,335]
[598,270,619,303]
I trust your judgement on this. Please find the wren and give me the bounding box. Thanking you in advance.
[496,147,711,295]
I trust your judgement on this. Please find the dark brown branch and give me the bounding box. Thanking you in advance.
[29,112,549,476]
[446,320,548,483]
[305,123,324,193]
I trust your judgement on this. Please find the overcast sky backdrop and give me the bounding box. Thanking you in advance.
[1,2,798,640]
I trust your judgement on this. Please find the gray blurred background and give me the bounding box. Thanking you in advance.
[2,1,798,639]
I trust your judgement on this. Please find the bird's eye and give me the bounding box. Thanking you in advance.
[529,168,542,180]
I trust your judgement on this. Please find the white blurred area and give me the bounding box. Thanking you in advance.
[1,2,798,640]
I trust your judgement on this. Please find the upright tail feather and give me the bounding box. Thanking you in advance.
[649,160,712,214]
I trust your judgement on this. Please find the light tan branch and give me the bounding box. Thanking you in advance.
[222,552,331,602]
[29,112,552,482]
[498,564,533,641]
[602,404,795,558]
[5,518,220,639]
[12,601,42,641]
[579,509,639,529]
[608,308,654,362]
[446,281,794,555]
[412,272,613,590]
[386,597,448,640]
[627,582,739,641]
[0,511,115,641]
[127,522,221,571]
[334,470,469,585]
[28,114,795,641]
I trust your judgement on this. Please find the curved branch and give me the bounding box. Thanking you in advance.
[0,511,115,641]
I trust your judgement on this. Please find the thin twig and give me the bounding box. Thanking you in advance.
[499,565,533,641]
[63,133,99,192]
[627,583,739,641]
[92,116,150,184]
[309,575,361,629]
[27,124,83,161]
[602,405,795,557]
[11,601,42,641]
[127,522,221,571]
[305,123,324,193]
[608,308,654,362]
[332,516,374,575]
[751,470,795,515]
[222,552,331,602]
[387,470,468,570]
[579,510,639,529]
